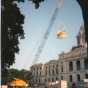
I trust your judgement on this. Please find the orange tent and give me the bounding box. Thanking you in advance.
[11,78,28,87]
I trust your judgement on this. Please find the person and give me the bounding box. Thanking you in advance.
[72,82,77,88]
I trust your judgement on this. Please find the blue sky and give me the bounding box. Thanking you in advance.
[12,0,83,70]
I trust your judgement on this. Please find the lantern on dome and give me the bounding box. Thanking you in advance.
[56,31,66,39]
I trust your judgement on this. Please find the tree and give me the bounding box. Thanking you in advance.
[29,0,44,9]
[1,0,44,84]
[76,0,88,56]
[8,69,32,83]
[1,0,24,84]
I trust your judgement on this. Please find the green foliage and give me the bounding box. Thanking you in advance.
[1,0,44,84]
[1,0,25,84]
[30,0,44,9]
[8,69,32,82]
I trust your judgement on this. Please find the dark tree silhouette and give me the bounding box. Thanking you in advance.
[30,0,44,9]
[1,0,25,84]
[1,0,44,84]
[76,0,88,56]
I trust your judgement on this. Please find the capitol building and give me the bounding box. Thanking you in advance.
[30,24,88,88]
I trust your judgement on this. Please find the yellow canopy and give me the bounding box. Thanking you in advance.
[11,78,28,86]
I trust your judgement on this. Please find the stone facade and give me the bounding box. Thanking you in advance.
[30,47,88,85]
[30,25,88,87]
[58,47,88,82]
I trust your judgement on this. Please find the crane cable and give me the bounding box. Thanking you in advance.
[32,7,59,64]
[32,0,64,64]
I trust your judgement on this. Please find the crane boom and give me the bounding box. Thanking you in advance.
[33,8,59,64]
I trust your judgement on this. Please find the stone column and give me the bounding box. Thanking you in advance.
[66,61,69,73]
[80,59,84,70]
[73,60,77,72]
[54,65,56,75]
[63,61,67,73]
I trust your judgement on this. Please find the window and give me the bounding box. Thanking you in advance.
[53,65,54,68]
[56,77,58,80]
[40,72,41,76]
[56,64,58,68]
[45,71,47,75]
[61,76,63,80]
[46,67,47,75]
[52,69,54,75]
[39,79,40,83]
[45,78,47,82]
[76,60,81,70]
[61,66,63,72]
[48,78,50,82]
[45,87,47,88]
[84,59,88,69]
[56,68,58,74]
[56,64,58,74]
[52,78,54,82]
[37,71,38,76]
[49,69,50,75]
[69,75,72,82]
[36,79,37,82]
[85,73,88,79]
[69,62,73,71]
[77,74,81,81]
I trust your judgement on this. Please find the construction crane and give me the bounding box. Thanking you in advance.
[32,7,59,64]
[32,0,64,64]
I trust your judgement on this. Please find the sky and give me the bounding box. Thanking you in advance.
[12,0,83,70]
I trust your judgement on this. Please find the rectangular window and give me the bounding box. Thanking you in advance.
[56,77,58,80]
[49,69,50,75]
[76,60,81,70]
[85,74,88,79]
[61,76,63,80]
[52,70,54,75]
[39,79,40,83]
[61,66,63,72]
[69,62,73,71]
[77,74,81,81]
[48,78,50,82]
[40,72,41,76]
[52,78,54,82]
[84,59,88,69]
[46,67,47,75]
[56,64,58,74]
[69,75,72,82]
